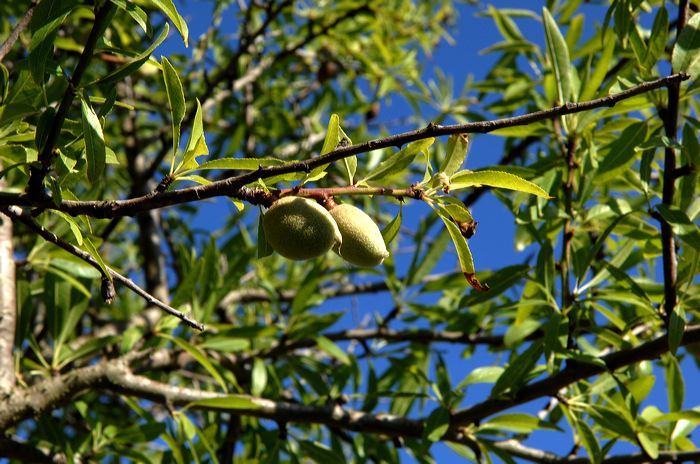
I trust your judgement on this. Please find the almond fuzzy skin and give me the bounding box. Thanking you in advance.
[263,197,342,260]
[330,204,389,267]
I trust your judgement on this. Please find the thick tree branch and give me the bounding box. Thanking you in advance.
[0,170,15,392]
[0,438,53,464]
[26,1,117,196]
[0,0,38,62]
[1,206,203,330]
[1,73,688,218]
[451,324,700,428]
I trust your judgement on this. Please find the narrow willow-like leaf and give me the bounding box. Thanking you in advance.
[257,211,273,258]
[51,210,83,246]
[361,138,434,184]
[543,7,572,103]
[672,12,700,79]
[491,340,542,397]
[381,203,402,246]
[644,7,668,70]
[424,407,450,441]
[110,0,150,35]
[656,205,700,252]
[320,114,340,155]
[449,170,550,198]
[191,158,285,172]
[162,56,186,173]
[666,354,684,412]
[439,134,469,176]
[315,336,351,365]
[461,366,504,385]
[668,305,686,356]
[80,96,106,183]
[165,335,228,392]
[595,121,648,181]
[437,205,488,291]
[480,413,561,434]
[251,358,267,397]
[95,24,169,87]
[576,418,602,464]
[579,34,615,102]
[150,0,188,45]
[82,237,111,282]
[186,396,261,411]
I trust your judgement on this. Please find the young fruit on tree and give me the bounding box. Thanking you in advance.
[329,203,389,267]
[262,196,342,260]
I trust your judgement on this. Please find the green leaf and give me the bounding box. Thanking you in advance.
[644,7,668,70]
[29,3,73,85]
[580,33,615,102]
[480,413,561,434]
[251,358,268,397]
[491,341,543,397]
[51,210,83,245]
[162,56,186,172]
[257,211,273,259]
[437,205,489,291]
[149,0,188,45]
[94,24,169,87]
[668,305,686,357]
[320,114,340,155]
[80,95,106,183]
[439,134,469,176]
[164,335,228,392]
[192,157,286,172]
[543,7,572,103]
[315,336,351,365]
[423,407,450,441]
[666,354,684,413]
[110,0,150,35]
[656,205,700,252]
[82,237,111,282]
[576,418,602,464]
[361,138,434,184]
[595,121,648,182]
[381,204,402,246]
[298,440,345,464]
[343,155,357,186]
[672,12,700,79]
[186,395,261,411]
[637,432,659,460]
[461,366,504,385]
[449,170,550,198]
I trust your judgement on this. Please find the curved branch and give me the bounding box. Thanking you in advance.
[1,206,203,331]
[451,324,700,428]
[0,0,38,62]
[0,73,689,218]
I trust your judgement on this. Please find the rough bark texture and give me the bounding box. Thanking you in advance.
[0,169,15,393]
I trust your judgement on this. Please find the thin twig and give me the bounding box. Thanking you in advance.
[1,206,204,331]
[0,0,39,62]
[1,73,689,218]
[450,324,700,428]
[26,1,117,196]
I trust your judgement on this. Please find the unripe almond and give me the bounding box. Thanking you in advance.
[330,203,389,267]
[262,196,342,260]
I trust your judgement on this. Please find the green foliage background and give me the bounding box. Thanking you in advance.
[0,0,699,462]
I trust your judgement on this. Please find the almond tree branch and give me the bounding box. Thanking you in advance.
[0,169,15,392]
[450,324,700,428]
[658,0,688,323]
[26,1,117,197]
[1,73,688,218]
[0,206,203,331]
[487,438,700,464]
[0,0,39,62]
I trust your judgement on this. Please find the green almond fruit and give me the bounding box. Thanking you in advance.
[330,203,389,267]
[262,196,342,260]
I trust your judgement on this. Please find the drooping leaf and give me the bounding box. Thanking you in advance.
[449,170,550,198]
[656,205,700,252]
[186,395,261,411]
[480,413,561,434]
[381,203,402,246]
[672,12,700,79]
[149,0,188,45]
[80,95,106,183]
[423,407,450,442]
[315,336,351,365]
